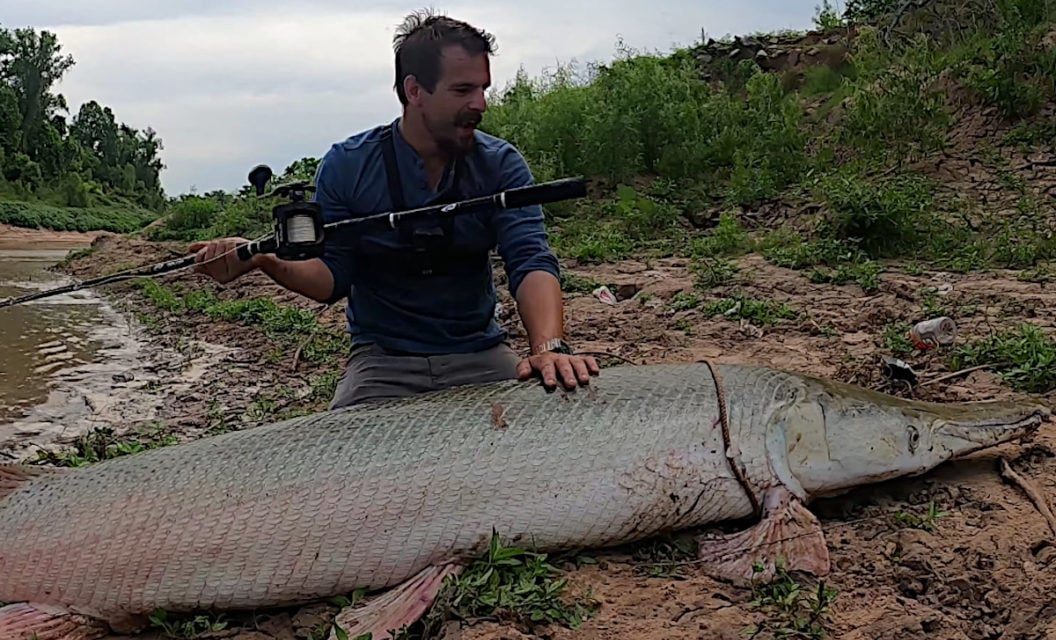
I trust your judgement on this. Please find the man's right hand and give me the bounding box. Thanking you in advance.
[188,237,262,284]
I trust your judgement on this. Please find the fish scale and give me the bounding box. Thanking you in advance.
[0,362,746,620]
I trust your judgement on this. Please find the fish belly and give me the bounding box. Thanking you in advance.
[0,363,752,617]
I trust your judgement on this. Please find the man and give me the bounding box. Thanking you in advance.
[190,10,599,408]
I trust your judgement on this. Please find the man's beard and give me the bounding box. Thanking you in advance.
[424,111,478,155]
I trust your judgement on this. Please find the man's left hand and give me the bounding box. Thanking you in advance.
[517,352,600,391]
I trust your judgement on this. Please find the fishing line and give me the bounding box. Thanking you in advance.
[0,241,254,309]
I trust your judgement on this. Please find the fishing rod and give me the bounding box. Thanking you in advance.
[0,164,588,310]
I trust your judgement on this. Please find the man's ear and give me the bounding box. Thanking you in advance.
[403,75,424,106]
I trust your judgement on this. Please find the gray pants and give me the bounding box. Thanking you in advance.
[329,341,522,409]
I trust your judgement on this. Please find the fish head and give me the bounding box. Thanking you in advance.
[782,378,1050,497]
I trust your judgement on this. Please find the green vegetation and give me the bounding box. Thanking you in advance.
[32,424,179,467]
[951,322,1056,393]
[133,0,1056,298]
[0,24,166,230]
[425,534,597,635]
[472,0,1056,279]
[0,199,157,233]
[894,500,949,531]
[746,560,839,639]
[131,278,345,367]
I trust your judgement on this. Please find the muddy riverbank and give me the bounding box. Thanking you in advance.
[0,233,233,462]
[11,230,1053,640]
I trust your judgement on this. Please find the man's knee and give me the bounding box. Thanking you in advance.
[328,344,430,410]
[435,342,521,388]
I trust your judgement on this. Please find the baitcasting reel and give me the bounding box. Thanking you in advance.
[236,164,326,262]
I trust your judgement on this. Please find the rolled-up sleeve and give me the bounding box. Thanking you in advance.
[490,144,561,297]
[313,145,356,305]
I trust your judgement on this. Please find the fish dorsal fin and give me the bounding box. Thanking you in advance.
[0,463,61,501]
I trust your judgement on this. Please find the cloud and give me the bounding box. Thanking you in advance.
[23,1,818,195]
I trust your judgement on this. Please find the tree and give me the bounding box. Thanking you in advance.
[0,27,75,158]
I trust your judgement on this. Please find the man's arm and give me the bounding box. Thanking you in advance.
[489,144,600,389]
[188,237,334,303]
[515,270,565,355]
[257,255,334,302]
[190,144,352,305]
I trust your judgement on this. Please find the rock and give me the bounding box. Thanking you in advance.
[697,53,713,64]
[616,283,641,300]
[255,614,297,640]
[1036,545,1056,564]
[291,604,337,639]
[807,46,820,56]
[756,49,770,60]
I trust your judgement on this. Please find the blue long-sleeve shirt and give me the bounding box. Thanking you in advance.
[312,117,561,355]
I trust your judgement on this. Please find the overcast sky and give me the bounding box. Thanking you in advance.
[6,1,820,196]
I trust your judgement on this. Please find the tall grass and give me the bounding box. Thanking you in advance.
[482,46,808,207]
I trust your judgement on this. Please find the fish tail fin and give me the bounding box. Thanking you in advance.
[0,603,108,640]
[330,563,464,640]
[0,464,62,502]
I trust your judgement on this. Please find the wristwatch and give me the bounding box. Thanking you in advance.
[535,337,573,355]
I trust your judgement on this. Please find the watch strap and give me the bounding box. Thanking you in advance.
[534,337,573,355]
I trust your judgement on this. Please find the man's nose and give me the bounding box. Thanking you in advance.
[469,88,486,112]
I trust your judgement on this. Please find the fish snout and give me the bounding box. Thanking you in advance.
[937,402,1049,457]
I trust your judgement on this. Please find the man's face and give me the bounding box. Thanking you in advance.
[415,44,491,155]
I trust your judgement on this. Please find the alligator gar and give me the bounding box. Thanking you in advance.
[0,361,1049,640]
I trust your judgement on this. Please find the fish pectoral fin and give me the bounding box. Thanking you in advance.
[0,603,109,640]
[694,486,830,587]
[329,563,464,640]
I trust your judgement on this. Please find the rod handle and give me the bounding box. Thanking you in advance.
[236,236,277,261]
[502,177,587,209]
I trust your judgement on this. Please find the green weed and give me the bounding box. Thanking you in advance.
[429,533,598,635]
[0,199,157,233]
[34,424,179,467]
[669,291,703,312]
[882,322,915,356]
[746,560,838,639]
[951,323,1056,393]
[148,610,229,639]
[630,533,698,579]
[813,168,935,258]
[692,257,739,289]
[703,295,798,326]
[894,501,948,532]
[132,279,345,367]
[690,212,753,258]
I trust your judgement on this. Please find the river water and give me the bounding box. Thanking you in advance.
[0,244,153,459]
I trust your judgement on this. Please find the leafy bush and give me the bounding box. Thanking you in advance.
[813,168,935,258]
[0,200,157,233]
[481,46,807,206]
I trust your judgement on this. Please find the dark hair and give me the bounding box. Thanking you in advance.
[393,9,497,105]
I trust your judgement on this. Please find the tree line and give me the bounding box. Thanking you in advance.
[0,24,165,210]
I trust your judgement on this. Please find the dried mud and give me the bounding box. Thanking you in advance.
[20,226,1055,640]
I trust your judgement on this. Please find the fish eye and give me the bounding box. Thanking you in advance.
[907,425,920,452]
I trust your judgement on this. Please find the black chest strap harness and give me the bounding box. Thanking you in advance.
[362,123,487,278]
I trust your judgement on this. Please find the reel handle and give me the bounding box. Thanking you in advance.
[236,236,278,261]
